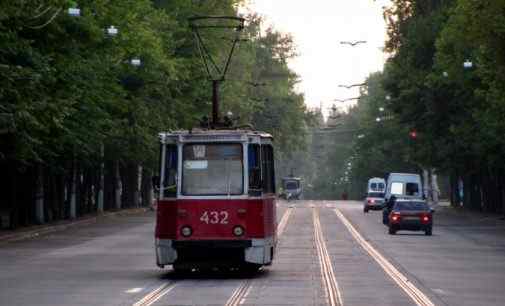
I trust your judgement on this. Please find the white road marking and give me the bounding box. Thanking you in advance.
[432,288,447,295]
[313,209,344,306]
[277,207,293,237]
[335,209,436,306]
[126,287,143,294]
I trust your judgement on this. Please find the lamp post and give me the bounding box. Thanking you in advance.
[96,25,120,214]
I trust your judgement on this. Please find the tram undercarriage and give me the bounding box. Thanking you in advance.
[156,238,274,271]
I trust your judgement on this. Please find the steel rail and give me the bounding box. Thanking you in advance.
[225,206,294,306]
[313,208,344,306]
[132,282,177,306]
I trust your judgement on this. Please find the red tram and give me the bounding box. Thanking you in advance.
[154,129,277,272]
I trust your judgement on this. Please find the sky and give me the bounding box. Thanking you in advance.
[240,0,391,116]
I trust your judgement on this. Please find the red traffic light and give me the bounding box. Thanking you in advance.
[409,130,418,139]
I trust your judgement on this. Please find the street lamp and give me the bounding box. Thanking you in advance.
[68,8,81,17]
[463,59,473,69]
[443,71,449,78]
[385,95,391,101]
[130,58,141,67]
[379,107,385,112]
[106,26,118,37]
[376,117,382,122]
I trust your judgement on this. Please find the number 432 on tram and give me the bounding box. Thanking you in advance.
[153,129,276,272]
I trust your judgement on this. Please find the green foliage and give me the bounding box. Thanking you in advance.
[348,0,505,211]
[0,0,308,175]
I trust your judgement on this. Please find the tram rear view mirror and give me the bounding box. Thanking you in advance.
[152,176,160,189]
[250,167,262,188]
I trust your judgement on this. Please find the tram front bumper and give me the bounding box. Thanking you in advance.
[156,239,178,267]
[244,237,274,265]
[155,237,274,267]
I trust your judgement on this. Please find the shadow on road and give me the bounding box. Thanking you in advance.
[159,266,270,281]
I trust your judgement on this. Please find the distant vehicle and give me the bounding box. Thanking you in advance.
[281,176,302,200]
[383,173,423,224]
[387,199,434,235]
[364,178,386,213]
[368,177,386,193]
[364,191,385,212]
[385,173,423,202]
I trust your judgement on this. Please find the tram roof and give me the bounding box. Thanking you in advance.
[159,129,273,143]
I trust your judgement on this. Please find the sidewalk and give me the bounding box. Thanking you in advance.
[0,207,152,244]
[432,202,505,227]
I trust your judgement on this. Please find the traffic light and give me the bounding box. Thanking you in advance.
[409,130,418,139]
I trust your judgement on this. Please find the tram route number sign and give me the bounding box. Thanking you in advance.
[200,211,229,224]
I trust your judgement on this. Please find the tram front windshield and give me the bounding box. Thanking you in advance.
[182,144,243,195]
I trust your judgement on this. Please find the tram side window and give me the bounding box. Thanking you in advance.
[248,144,261,196]
[163,145,178,198]
[261,145,275,194]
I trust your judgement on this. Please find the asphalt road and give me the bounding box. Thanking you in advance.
[1,200,505,306]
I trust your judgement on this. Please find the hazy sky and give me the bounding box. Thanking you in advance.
[241,0,390,115]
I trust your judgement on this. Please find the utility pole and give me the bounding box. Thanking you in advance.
[212,80,220,126]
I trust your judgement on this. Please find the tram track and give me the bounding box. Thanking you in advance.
[313,208,344,306]
[225,206,294,306]
[335,209,436,306]
[132,282,177,306]
[133,206,294,306]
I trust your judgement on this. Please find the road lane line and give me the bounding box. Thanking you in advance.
[334,209,435,306]
[133,282,177,306]
[277,206,293,237]
[227,206,294,306]
[126,287,143,294]
[313,208,344,306]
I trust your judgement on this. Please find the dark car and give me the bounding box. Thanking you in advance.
[363,191,385,213]
[387,200,433,235]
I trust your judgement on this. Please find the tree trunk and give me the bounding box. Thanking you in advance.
[430,168,439,205]
[115,160,122,210]
[70,159,77,219]
[35,164,45,224]
[97,144,105,213]
[422,169,429,202]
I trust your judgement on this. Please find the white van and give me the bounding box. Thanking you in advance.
[364,177,386,212]
[367,177,386,193]
[385,173,423,201]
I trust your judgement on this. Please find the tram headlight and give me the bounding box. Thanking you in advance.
[233,226,244,237]
[180,226,192,237]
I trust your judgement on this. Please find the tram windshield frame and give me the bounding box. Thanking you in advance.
[181,143,244,196]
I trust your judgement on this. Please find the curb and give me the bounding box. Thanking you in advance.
[0,207,152,244]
